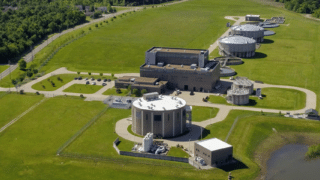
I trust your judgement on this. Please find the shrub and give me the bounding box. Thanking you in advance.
[36,91,40,95]
[116,88,122,94]
[95,24,98,28]
[100,22,102,26]
[42,85,45,89]
[80,94,84,98]
[19,90,24,94]
[33,69,38,74]
[77,72,80,75]
[100,73,103,76]
[88,72,91,75]
[18,59,27,70]
[141,89,147,95]
[89,27,92,30]
[132,88,140,97]
[26,70,33,78]
[111,73,114,78]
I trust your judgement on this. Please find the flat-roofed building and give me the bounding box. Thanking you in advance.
[115,76,168,94]
[246,14,260,21]
[194,138,233,167]
[141,47,220,92]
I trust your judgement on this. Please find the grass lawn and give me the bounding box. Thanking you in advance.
[202,110,320,179]
[192,106,219,122]
[127,124,144,138]
[167,147,189,158]
[208,88,306,110]
[63,84,103,94]
[0,65,8,73]
[32,74,116,91]
[0,93,44,128]
[103,87,129,96]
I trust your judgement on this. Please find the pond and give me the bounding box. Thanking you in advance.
[266,144,320,180]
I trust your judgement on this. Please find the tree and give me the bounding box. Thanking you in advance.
[12,79,17,85]
[90,5,94,12]
[95,24,98,27]
[18,59,27,70]
[116,88,122,94]
[127,84,131,91]
[111,73,114,78]
[132,88,139,96]
[88,72,91,75]
[77,72,80,75]
[89,27,92,30]
[26,70,33,78]
[141,89,147,95]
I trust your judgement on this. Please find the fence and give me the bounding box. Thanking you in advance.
[113,138,189,163]
[56,106,109,155]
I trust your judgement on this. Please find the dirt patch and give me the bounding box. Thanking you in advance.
[254,132,320,180]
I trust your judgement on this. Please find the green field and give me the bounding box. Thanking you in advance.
[202,110,320,179]
[32,74,116,91]
[103,87,130,96]
[208,88,306,110]
[63,84,103,94]
[167,147,189,158]
[0,93,44,128]
[192,106,219,122]
[0,65,8,73]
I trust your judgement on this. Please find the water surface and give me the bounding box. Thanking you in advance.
[266,144,320,180]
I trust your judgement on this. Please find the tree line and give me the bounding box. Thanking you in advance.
[0,1,86,63]
[275,0,320,18]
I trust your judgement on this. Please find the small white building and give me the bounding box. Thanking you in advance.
[142,133,153,152]
[194,138,233,166]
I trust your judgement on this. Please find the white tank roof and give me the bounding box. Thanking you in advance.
[219,36,256,44]
[196,138,232,151]
[231,24,264,31]
[133,95,186,111]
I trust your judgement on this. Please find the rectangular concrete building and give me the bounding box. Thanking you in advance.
[194,138,233,166]
[141,47,220,92]
[246,15,260,21]
[115,76,168,94]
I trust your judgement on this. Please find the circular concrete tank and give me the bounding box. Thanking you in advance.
[218,36,256,58]
[230,24,264,42]
[132,95,187,138]
[226,88,250,105]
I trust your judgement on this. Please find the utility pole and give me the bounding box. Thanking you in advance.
[8,60,11,92]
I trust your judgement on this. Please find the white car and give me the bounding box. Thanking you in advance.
[91,82,96,85]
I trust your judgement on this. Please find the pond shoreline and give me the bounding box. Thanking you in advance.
[253,132,320,180]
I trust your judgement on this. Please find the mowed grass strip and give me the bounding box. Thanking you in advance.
[0,65,8,73]
[63,84,103,94]
[0,93,44,128]
[192,106,219,122]
[167,147,189,158]
[103,87,129,96]
[208,88,306,110]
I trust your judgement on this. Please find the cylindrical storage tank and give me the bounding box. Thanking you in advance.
[132,95,187,138]
[218,36,256,58]
[226,89,250,105]
[232,77,254,94]
[230,24,264,43]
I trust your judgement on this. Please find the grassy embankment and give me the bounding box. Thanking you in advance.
[31,74,116,91]
[167,147,190,158]
[202,110,320,179]
[306,144,320,159]
[192,106,219,122]
[208,87,306,110]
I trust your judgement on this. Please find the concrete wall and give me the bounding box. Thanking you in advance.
[140,63,220,92]
[132,106,187,138]
[113,138,188,163]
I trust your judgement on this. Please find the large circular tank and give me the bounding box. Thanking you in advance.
[233,77,254,94]
[218,36,256,58]
[230,24,264,43]
[132,94,187,138]
[226,88,250,105]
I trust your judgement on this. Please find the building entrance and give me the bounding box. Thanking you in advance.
[184,85,188,90]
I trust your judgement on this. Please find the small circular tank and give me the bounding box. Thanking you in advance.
[218,36,256,58]
[230,24,264,42]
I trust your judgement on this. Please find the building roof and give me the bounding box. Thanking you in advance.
[142,63,217,72]
[132,95,186,111]
[219,36,256,44]
[233,76,253,86]
[196,138,232,151]
[246,15,260,17]
[231,24,264,31]
[148,47,207,54]
[118,76,159,84]
[227,88,250,95]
